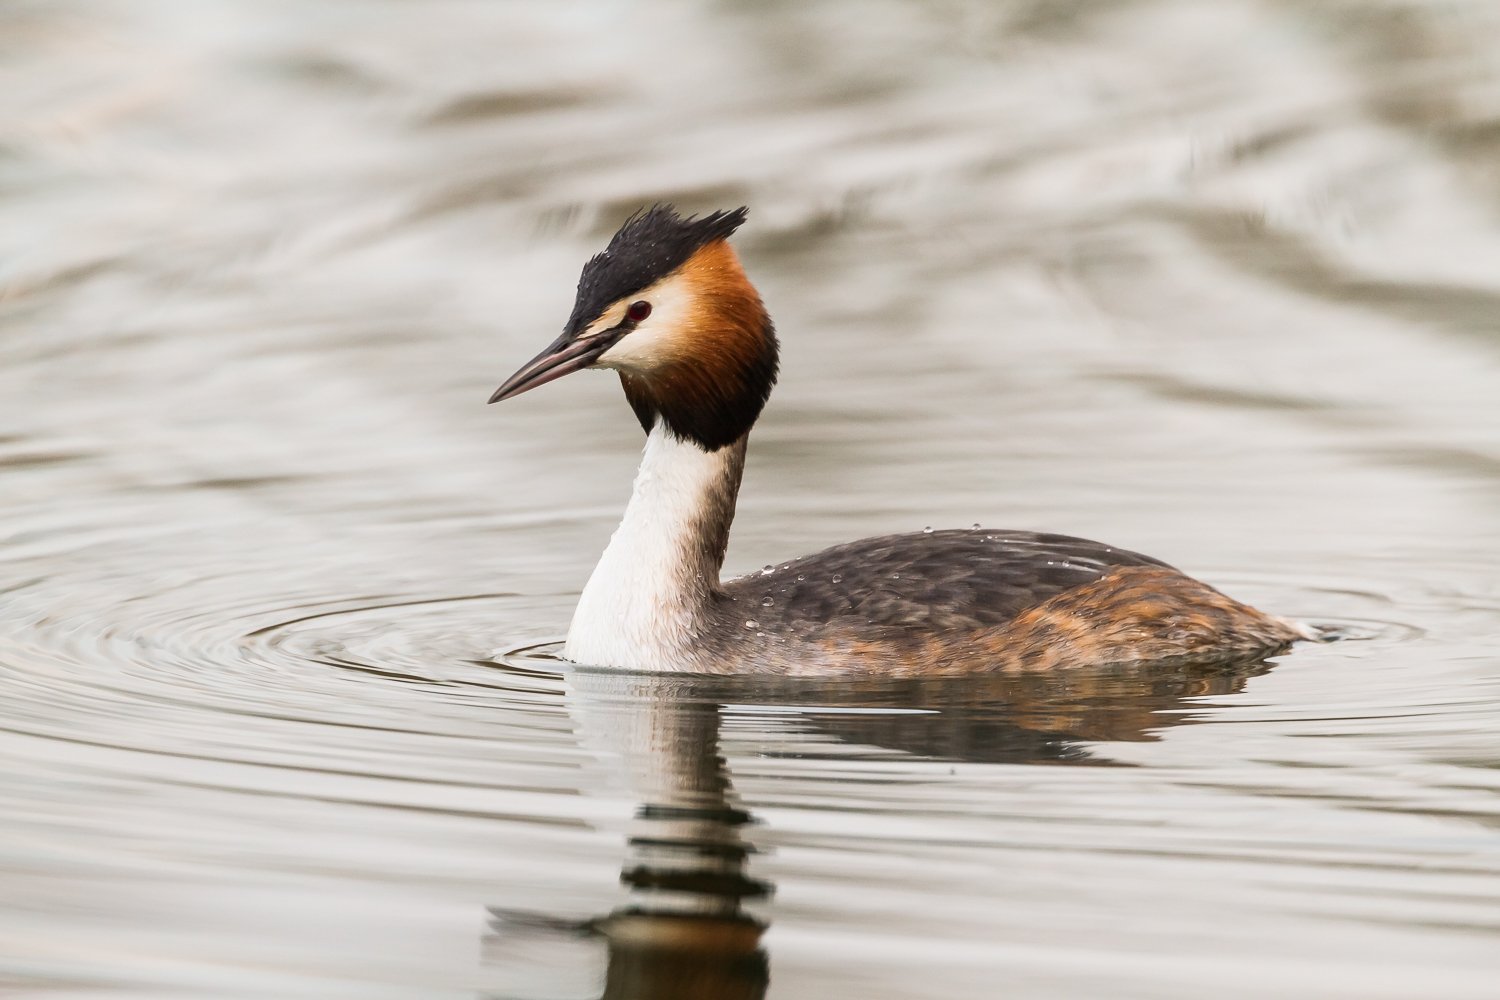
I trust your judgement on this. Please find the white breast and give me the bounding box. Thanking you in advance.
[565,423,739,671]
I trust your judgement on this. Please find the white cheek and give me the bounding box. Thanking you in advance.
[596,323,673,370]
[592,273,696,372]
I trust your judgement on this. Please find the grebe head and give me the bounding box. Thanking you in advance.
[489,204,778,451]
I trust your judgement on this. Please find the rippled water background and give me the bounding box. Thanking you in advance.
[4,2,1500,997]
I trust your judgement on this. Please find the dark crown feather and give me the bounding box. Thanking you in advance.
[564,205,748,336]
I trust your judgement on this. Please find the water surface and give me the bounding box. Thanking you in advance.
[2,2,1499,997]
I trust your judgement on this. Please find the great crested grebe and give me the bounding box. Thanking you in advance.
[490,205,1309,675]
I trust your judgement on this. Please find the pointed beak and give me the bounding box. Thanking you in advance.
[488,327,626,404]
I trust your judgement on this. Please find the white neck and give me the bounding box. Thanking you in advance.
[565,423,745,670]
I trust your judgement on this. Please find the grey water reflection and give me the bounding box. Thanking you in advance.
[485,655,1278,998]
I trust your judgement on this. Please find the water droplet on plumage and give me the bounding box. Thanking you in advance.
[892,573,900,579]
[796,574,804,581]
[831,574,843,584]
[923,526,933,533]
[762,565,774,575]
[972,523,981,530]
[762,597,774,606]
[745,620,758,628]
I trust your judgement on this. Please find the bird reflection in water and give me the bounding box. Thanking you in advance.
[482,654,1279,998]
[583,677,770,1000]
[486,673,770,1000]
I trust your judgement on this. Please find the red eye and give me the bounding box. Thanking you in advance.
[626,300,651,322]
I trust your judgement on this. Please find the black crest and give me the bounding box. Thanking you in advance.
[564,205,748,336]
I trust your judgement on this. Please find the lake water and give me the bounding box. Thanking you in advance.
[2,2,1499,997]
